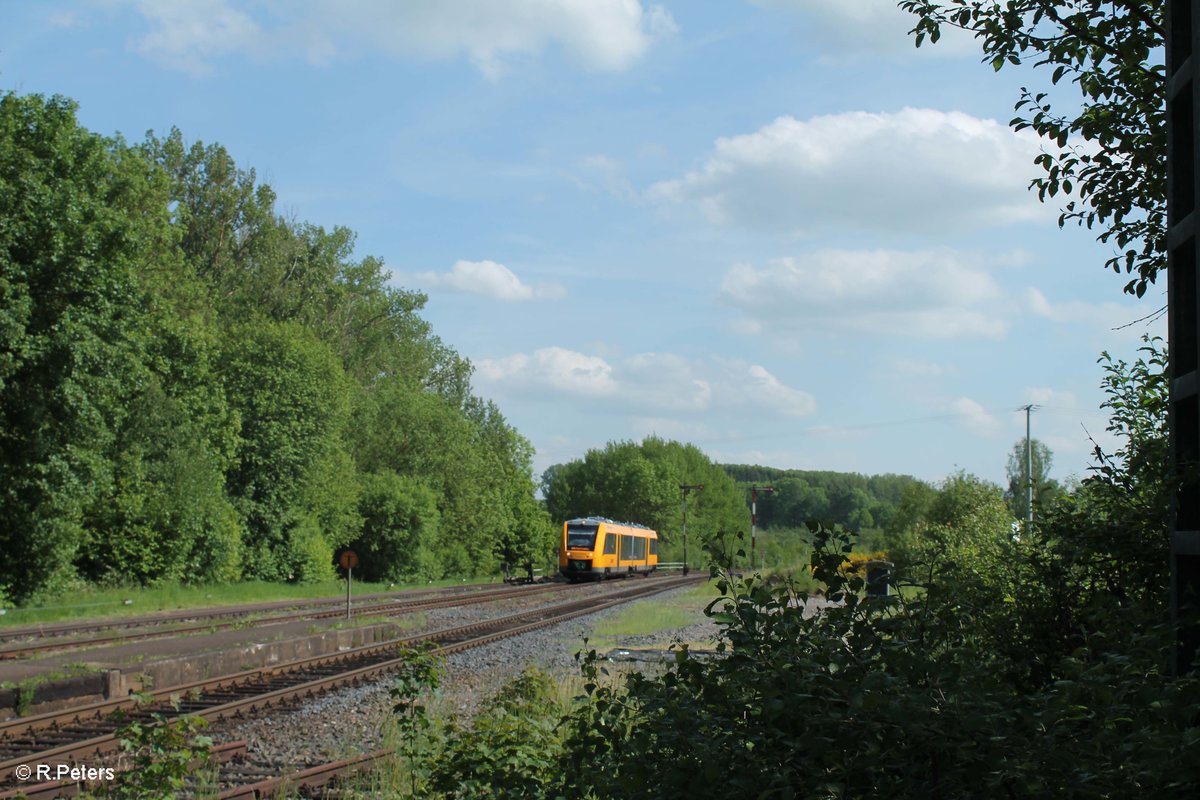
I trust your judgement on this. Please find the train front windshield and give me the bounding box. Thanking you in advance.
[566,524,598,549]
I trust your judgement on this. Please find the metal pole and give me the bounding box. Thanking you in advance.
[749,486,774,571]
[1026,406,1033,528]
[346,566,352,620]
[682,493,689,577]
[751,487,757,570]
[1021,404,1035,529]
[680,484,703,577]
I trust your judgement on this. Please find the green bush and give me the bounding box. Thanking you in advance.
[560,524,1200,799]
[430,669,563,799]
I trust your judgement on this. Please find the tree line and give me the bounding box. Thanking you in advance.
[540,437,746,563]
[0,92,556,605]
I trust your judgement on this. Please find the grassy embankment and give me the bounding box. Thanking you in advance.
[0,576,503,628]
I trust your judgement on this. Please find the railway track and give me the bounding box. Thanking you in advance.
[0,581,576,660]
[0,587,471,640]
[0,575,701,797]
[0,741,392,799]
[0,581,540,654]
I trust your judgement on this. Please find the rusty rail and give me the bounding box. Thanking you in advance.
[0,580,571,660]
[0,576,701,793]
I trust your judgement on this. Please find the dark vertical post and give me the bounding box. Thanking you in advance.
[680,484,704,576]
[749,486,774,572]
[1025,405,1033,527]
[751,487,757,570]
[1167,0,1200,674]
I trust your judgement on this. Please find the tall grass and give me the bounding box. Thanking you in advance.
[582,579,721,651]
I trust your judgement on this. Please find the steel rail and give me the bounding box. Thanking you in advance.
[0,740,248,799]
[0,587,486,641]
[0,580,572,660]
[216,748,393,799]
[0,576,700,789]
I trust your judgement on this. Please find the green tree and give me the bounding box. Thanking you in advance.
[351,470,440,581]
[220,321,352,581]
[885,478,939,548]
[901,0,1165,297]
[1004,436,1063,521]
[543,438,747,554]
[0,93,155,601]
[543,441,678,534]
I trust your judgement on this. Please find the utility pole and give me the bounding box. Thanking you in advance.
[1018,404,1038,530]
[749,486,774,571]
[680,484,704,576]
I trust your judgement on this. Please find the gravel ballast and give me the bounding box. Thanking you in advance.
[207,583,724,771]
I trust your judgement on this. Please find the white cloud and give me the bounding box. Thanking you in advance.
[476,347,616,396]
[122,0,676,77]
[649,109,1045,235]
[951,396,1000,437]
[413,260,565,301]
[1024,288,1165,337]
[1023,387,1078,408]
[750,0,976,57]
[475,348,814,417]
[720,248,1009,340]
[710,360,816,417]
[131,0,261,75]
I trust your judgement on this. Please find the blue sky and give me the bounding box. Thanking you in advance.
[1,0,1165,487]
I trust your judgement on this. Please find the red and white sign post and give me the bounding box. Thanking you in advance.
[749,486,773,571]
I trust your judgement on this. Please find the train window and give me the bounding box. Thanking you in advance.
[623,535,645,560]
[566,524,598,549]
[603,535,616,555]
[649,538,657,555]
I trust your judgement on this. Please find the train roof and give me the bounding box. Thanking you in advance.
[565,516,655,532]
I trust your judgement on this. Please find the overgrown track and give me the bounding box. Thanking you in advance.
[0,581,572,660]
[0,587,473,640]
[0,741,390,799]
[216,747,393,799]
[0,575,701,794]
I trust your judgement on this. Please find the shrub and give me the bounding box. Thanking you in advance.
[430,668,564,799]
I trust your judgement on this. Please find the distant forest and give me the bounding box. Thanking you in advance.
[0,92,556,604]
[722,464,932,542]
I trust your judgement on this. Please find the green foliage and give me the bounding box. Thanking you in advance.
[0,93,152,601]
[561,522,1200,799]
[220,320,351,581]
[556,339,1196,799]
[1004,436,1064,521]
[545,440,678,533]
[543,437,745,565]
[353,470,441,582]
[430,669,564,799]
[389,644,443,797]
[0,90,584,600]
[901,1,1165,298]
[722,465,932,553]
[96,710,213,800]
